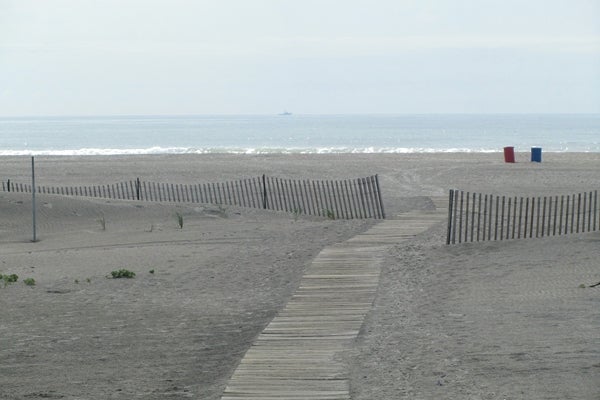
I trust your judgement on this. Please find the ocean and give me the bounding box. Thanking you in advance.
[0,114,598,155]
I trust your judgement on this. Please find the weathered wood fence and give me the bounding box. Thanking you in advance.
[447,189,598,244]
[1,175,385,219]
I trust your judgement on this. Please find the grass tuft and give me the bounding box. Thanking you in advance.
[292,207,303,221]
[97,213,106,231]
[111,269,136,279]
[1,273,19,286]
[175,212,184,229]
[23,278,36,286]
[0,274,19,287]
[324,209,336,220]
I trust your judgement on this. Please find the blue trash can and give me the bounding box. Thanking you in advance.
[531,147,542,162]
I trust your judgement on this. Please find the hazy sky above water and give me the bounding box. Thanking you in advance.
[1,0,599,116]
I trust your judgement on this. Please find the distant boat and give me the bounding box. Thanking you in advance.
[279,111,292,116]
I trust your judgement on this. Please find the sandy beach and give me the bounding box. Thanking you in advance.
[1,153,599,399]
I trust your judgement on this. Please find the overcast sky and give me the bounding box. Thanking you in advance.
[1,0,599,116]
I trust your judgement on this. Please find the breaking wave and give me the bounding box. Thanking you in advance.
[0,146,513,156]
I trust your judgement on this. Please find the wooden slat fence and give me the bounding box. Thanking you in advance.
[2,175,385,220]
[447,189,598,244]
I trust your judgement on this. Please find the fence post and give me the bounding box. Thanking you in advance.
[136,178,141,200]
[31,157,37,242]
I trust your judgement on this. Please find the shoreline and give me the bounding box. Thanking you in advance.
[1,149,599,157]
[1,149,596,156]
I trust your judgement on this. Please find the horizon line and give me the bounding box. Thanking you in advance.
[2,112,599,119]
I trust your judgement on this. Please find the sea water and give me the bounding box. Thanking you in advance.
[0,114,598,155]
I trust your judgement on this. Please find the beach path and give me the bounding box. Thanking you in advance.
[220,197,447,399]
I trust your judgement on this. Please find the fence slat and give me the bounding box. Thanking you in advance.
[288,178,297,212]
[549,196,555,237]
[303,179,312,214]
[350,179,360,219]
[276,178,286,212]
[458,191,464,243]
[522,197,529,238]
[280,179,289,212]
[297,179,306,214]
[265,177,279,211]
[576,193,581,233]
[487,195,493,239]
[447,190,454,245]
[240,180,248,207]
[327,181,340,219]
[374,175,385,219]
[594,190,598,232]
[334,181,345,219]
[481,195,488,241]
[266,177,275,211]
[194,184,200,204]
[587,191,592,231]
[370,176,380,219]
[314,180,322,215]
[364,177,373,220]
[208,182,214,204]
[283,179,292,211]
[581,193,587,232]
[541,197,546,237]
[342,180,353,219]
[499,196,505,240]
[371,178,380,219]
[530,197,536,238]
[223,181,229,206]
[199,183,206,203]
[452,190,459,244]
[251,178,260,209]
[571,194,576,234]
[360,178,370,218]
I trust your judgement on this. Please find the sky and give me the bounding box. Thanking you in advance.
[0,0,599,116]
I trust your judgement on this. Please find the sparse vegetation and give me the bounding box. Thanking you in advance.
[292,207,303,221]
[111,269,136,279]
[97,213,106,231]
[218,204,228,218]
[176,212,184,229]
[324,209,336,220]
[149,269,155,274]
[23,278,36,286]
[1,273,19,286]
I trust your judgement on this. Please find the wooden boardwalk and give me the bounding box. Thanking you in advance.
[221,199,447,400]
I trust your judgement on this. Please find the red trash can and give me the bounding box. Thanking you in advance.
[503,146,515,163]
